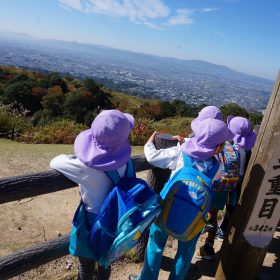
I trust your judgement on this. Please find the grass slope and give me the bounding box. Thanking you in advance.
[156,116,193,136]
[0,139,143,178]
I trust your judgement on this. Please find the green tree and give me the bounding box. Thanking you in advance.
[41,92,65,118]
[63,92,100,124]
[71,79,83,89]
[0,69,7,82]
[39,72,68,93]
[83,79,112,110]
[249,111,263,127]
[220,103,249,120]
[172,99,188,116]
[2,82,29,110]
[83,78,100,94]
[2,82,42,113]
[157,101,176,120]
[47,73,68,93]
[6,74,29,85]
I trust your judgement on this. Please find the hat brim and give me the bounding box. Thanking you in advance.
[233,131,256,150]
[191,117,200,132]
[181,138,216,161]
[227,115,235,125]
[74,129,131,171]
[124,113,135,128]
[225,129,235,142]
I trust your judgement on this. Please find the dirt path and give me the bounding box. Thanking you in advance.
[2,176,279,280]
[0,141,279,279]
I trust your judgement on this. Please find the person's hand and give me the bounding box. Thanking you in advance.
[147,131,159,143]
[172,135,185,144]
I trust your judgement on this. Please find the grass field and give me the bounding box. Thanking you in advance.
[0,139,144,178]
[156,116,193,136]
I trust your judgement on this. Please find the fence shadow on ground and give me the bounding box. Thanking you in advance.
[187,259,217,280]
[160,255,217,280]
[258,232,280,280]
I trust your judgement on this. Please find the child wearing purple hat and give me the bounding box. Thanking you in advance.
[129,118,233,280]
[191,105,223,132]
[219,116,256,233]
[50,109,134,280]
[197,116,256,260]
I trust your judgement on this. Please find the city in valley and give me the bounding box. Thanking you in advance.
[0,33,274,112]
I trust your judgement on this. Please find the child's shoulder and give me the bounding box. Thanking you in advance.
[50,154,86,170]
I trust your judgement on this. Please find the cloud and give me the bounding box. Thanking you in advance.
[59,0,84,11]
[200,7,219,13]
[58,0,218,28]
[166,9,194,26]
[58,0,170,20]
[165,6,218,27]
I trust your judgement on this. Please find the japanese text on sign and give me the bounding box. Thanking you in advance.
[244,136,280,247]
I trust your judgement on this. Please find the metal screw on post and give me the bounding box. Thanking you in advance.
[135,133,178,262]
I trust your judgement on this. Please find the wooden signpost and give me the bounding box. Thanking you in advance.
[215,71,280,280]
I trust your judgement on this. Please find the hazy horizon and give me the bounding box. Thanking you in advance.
[0,0,279,80]
[0,29,275,82]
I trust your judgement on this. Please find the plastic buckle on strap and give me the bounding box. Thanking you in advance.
[223,177,239,190]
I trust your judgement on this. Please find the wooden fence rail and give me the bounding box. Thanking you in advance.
[0,235,70,279]
[0,154,153,279]
[0,154,152,205]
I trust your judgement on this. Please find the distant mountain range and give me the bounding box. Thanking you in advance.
[0,31,274,112]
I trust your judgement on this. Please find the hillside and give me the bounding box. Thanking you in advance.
[0,66,262,146]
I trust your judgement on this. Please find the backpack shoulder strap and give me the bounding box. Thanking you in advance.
[105,160,135,185]
[182,152,219,180]
[206,157,220,179]
[225,142,239,158]
[174,153,212,187]
[182,152,193,166]
[222,143,240,170]
[105,169,121,185]
[125,160,136,178]
[232,143,240,159]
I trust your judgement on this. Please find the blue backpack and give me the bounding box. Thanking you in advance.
[89,160,161,267]
[212,142,240,192]
[159,154,219,242]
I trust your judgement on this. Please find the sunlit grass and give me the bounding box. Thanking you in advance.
[0,139,143,177]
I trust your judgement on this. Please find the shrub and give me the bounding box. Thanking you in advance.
[0,104,32,135]
[130,118,156,146]
[25,119,87,144]
[0,107,11,133]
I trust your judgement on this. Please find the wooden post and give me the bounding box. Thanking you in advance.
[136,133,178,260]
[11,128,14,141]
[215,72,280,280]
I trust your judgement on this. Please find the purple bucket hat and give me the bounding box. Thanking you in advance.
[227,116,256,150]
[191,106,223,132]
[182,118,234,161]
[74,109,134,171]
